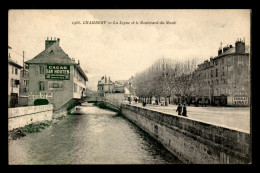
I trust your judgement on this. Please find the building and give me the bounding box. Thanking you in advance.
[114,82,125,93]
[19,65,29,106]
[25,37,88,110]
[97,76,115,93]
[194,38,250,106]
[8,54,23,107]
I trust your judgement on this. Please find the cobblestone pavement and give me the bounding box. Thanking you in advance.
[126,102,250,133]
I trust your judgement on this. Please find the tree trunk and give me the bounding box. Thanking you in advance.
[165,96,168,106]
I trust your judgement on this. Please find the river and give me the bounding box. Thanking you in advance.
[8,104,182,164]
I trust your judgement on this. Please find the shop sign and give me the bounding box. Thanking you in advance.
[234,91,247,97]
[233,96,248,105]
[28,92,53,99]
[45,65,70,80]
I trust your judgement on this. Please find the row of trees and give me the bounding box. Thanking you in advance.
[132,58,204,105]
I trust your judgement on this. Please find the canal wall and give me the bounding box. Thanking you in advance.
[104,93,125,107]
[8,105,53,131]
[120,104,251,164]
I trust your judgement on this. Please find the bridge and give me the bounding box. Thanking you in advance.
[84,91,104,103]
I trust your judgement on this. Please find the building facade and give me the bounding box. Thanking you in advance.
[194,39,250,106]
[8,57,22,107]
[97,76,115,93]
[25,38,88,110]
[19,66,29,106]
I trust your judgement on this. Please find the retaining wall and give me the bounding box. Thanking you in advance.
[120,104,251,164]
[8,105,53,131]
[104,93,125,107]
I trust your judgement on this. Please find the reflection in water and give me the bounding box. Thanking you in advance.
[9,105,182,164]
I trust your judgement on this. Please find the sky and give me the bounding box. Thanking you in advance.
[8,9,250,90]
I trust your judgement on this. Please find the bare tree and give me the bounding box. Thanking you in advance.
[132,57,203,106]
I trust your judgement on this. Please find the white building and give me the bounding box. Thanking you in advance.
[8,56,22,107]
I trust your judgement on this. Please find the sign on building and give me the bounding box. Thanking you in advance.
[28,92,53,99]
[45,65,70,80]
[233,96,248,105]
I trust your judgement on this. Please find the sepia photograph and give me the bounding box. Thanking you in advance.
[8,9,251,164]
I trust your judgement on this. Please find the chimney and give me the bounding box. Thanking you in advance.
[57,38,60,46]
[105,76,107,83]
[229,45,233,48]
[218,42,223,55]
[45,37,59,49]
[235,38,245,53]
[78,60,80,65]
[218,49,222,55]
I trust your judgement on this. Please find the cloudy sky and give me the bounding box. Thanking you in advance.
[8,9,250,90]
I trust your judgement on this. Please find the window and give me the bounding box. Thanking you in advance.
[222,67,225,76]
[11,79,19,88]
[39,81,44,91]
[39,65,45,74]
[211,70,213,77]
[227,77,231,84]
[222,58,224,65]
[12,67,14,74]
[215,88,219,95]
[11,78,14,87]
[216,69,218,77]
[208,81,210,86]
[215,60,218,66]
[15,68,18,75]
[222,88,225,94]
[49,81,63,90]
[216,79,219,85]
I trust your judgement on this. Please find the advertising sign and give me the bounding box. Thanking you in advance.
[233,96,248,105]
[45,65,70,80]
[28,92,53,99]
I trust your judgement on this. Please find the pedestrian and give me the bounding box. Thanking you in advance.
[143,101,146,107]
[176,104,182,115]
[182,104,187,116]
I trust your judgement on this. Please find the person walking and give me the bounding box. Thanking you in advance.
[182,104,187,117]
[176,104,182,115]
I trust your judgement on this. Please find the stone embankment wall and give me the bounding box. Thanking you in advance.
[104,93,125,107]
[8,105,53,131]
[120,104,251,164]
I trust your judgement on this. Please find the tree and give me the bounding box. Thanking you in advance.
[132,57,203,106]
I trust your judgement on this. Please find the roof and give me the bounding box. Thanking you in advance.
[215,46,249,59]
[25,40,88,81]
[8,58,23,68]
[97,82,114,86]
[75,64,88,81]
[25,43,76,65]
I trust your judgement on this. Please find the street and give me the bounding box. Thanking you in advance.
[127,102,250,133]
